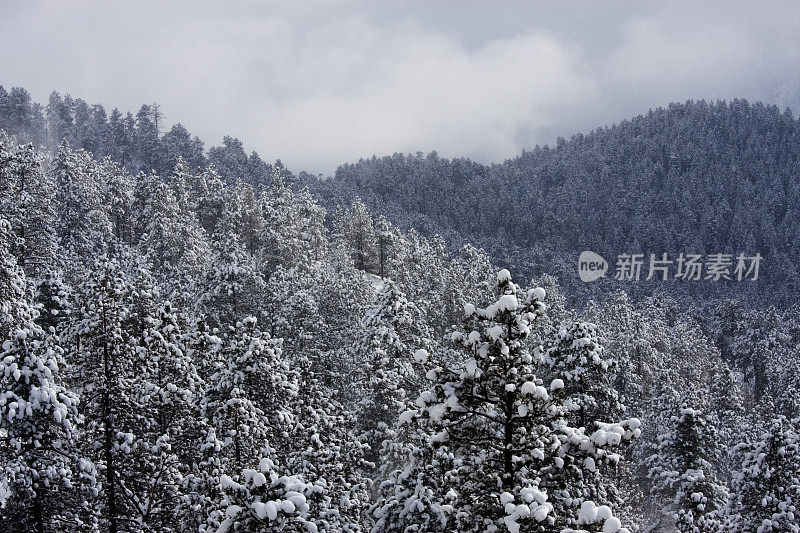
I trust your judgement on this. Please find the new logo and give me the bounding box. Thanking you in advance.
[578,251,608,282]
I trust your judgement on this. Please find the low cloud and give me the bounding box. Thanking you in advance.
[2,1,799,174]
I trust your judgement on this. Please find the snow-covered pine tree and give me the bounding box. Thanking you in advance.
[253,265,364,531]
[182,315,223,388]
[374,215,394,279]
[199,197,265,327]
[201,317,295,476]
[179,317,226,533]
[265,261,353,391]
[0,216,96,532]
[6,142,60,277]
[729,307,800,418]
[261,170,328,272]
[388,230,454,337]
[126,300,205,531]
[67,254,141,532]
[354,280,430,467]
[263,264,324,360]
[137,178,183,273]
[32,268,71,334]
[170,160,211,281]
[313,264,373,392]
[541,320,631,527]
[526,275,575,347]
[52,141,112,259]
[388,230,426,305]
[445,243,494,326]
[731,415,800,532]
[135,164,209,303]
[391,270,639,532]
[101,156,134,243]
[122,250,160,340]
[728,307,789,408]
[0,134,20,226]
[545,321,624,434]
[0,137,26,262]
[371,395,457,533]
[647,405,729,532]
[332,198,377,273]
[284,375,372,533]
[190,164,226,237]
[0,217,30,340]
[130,170,158,241]
[583,291,647,415]
[167,157,193,214]
[234,182,265,258]
[261,259,374,531]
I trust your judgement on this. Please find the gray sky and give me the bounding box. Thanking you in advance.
[2,1,799,175]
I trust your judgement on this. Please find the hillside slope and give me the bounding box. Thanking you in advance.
[308,100,800,305]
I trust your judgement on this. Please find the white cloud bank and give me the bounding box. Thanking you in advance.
[1,1,799,174]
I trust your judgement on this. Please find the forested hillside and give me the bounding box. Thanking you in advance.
[1,87,799,532]
[5,88,799,304]
[310,100,800,306]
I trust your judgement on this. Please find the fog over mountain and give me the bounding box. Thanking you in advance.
[2,1,800,173]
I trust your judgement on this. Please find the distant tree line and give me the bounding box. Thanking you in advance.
[0,85,285,190]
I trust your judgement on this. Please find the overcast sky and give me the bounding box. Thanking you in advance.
[2,1,799,175]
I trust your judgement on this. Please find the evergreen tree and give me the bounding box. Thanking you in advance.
[333,198,377,272]
[386,270,640,532]
[647,405,729,532]
[545,322,624,430]
[179,318,226,533]
[67,255,141,532]
[134,104,160,171]
[126,300,204,531]
[0,141,59,275]
[261,170,328,272]
[371,398,457,533]
[541,320,630,527]
[191,165,226,237]
[137,178,182,273]
[285,362,371,532]
[374,215,394,279]
[0,217,29,340]
[101,157,134,244]
[0,218,96,532]
[201,317,294,476]
[45,92,73,149]
[207,136,249,186]
[107,108,134,167]
[159,124,205,176]
[200,200,265,327]
[731,416,800,532]
[52,141,111,258]
[32,269,71,333]
[354,280,430,466]
[234,182,266,257]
